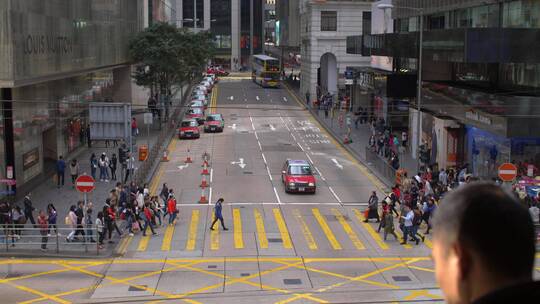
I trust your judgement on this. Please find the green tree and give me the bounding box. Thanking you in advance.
[129,22,215,96]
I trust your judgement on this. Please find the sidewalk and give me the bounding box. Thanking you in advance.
[7,86,189,256]
[286,82,418,188]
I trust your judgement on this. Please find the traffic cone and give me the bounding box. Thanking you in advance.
[202,159,209,167]
[185,149,192,163]
[198,188,208,204]
[344,135,352,144]
[200,175,208,188]
[201,162,210,175]
[161,150,170,162]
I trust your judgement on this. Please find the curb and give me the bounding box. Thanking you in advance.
[283,83,392,191]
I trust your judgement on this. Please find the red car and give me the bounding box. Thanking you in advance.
[204,114,225,133]
[281,159,316,193]
[186,108,205,125]
[178,119,200,139]
[207,66,229,77]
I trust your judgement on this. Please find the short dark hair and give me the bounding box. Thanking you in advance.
[433,182,535,279]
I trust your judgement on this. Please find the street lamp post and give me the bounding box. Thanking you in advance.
[377,3,424,173]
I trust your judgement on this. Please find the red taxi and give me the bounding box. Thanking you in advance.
[186,108,205,125]
[204,114,225,133]
[178,119,200,139]
[281,159,316,193]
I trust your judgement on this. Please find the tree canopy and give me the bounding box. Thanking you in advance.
[129,22,215,94]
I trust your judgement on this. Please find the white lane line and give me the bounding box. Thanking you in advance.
[328,186,342,203]
[305,153,314,164]
[209,187,213,205]
[257,140,263,151]
[266,166,273,181]
[210,168,214,183]
[256,96,260,101]
[254,131,259,140]
[314,166,326,181]
[250,116,256,130]
[297,142,305,152]
[283,97,287,102]
[273,187,282,204]
[291,134,297,141]
[261,153,267,164]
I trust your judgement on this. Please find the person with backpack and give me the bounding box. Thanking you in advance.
[47,203,58,236]
[90,153,98,180]
[411,206,425,244]
[210,198,228,231]
[422,198,436,234]
[383,210,399,241]
[56,155,66,188]
[23,193,36,226]
[141,203,157,237]
[37,210,48,251]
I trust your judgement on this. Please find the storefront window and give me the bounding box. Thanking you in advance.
[503,0,540,28]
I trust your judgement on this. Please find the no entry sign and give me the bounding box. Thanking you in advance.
[76,175,95,193]
[498,163,518,182]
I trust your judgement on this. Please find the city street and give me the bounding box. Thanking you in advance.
[2,79,539,303]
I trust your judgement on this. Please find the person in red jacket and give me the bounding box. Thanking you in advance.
[167,195,178,225]
[141,203,157,236]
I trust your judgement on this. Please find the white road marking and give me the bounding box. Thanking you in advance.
[210,168,214,183]
[266,166,273,181]
[261,153,267,164]
[249,116,255,130]
[314,166,326,181]
[283,97,287,102]
[273,187,282,204]
[269,124,276,131]
[227,124,237,130]
[328,186,342,203]
[256,96,260,101]
[297,142,305,151]
[291,134,296,141]
[228,96,234,101]
[231,158,247,169]
[178,164,189,170]
[209,187,213,205]
[331,158,344,169]
[305,153,314,164]
[254,131,259,140]
[257,140,262,151]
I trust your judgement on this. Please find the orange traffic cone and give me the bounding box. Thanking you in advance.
[201,162,210,175]
[344,135,352,144]
[202,159,209,167]
[200,175,208,188]
[185,149,192,163]
[161,150,170,162]
[198,188,208,204]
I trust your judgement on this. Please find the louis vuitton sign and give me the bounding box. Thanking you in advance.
[23,35,73,55]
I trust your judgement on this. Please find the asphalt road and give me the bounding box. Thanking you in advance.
[5,79,538,303]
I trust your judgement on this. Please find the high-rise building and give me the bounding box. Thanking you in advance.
[0,0,144,196]
[176,0,263,70]
[348,0,540,178]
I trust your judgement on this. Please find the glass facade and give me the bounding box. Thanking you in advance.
[0,0,142,84]
[503,0,540,28]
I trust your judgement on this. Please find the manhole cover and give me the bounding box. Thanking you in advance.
[283,279,302,285]
[268,238,283,243]
[240,273,250,277]
[243,171,253,174]
[208,265,217,269]
[392,276,412,282]
[128,285,148,291]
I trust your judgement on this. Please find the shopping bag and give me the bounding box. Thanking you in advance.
[132,221,140,232]
[364,209,369,219]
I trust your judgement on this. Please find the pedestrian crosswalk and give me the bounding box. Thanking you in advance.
[128,206,433,254]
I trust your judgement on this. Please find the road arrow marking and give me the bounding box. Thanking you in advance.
[227,124,237,130]
[256,96,260,101]
[178,164,189,170]
[231,158,246,169]
[269,124,276,131]
[332,158,344,169]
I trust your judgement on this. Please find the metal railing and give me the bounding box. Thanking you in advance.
[132,83,194,185]
[1,225,100,255]
[366,147,397,186]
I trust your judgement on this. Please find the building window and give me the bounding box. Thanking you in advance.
[321,11,337,31]
[362,11,371,35]
[503,0,540,28]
